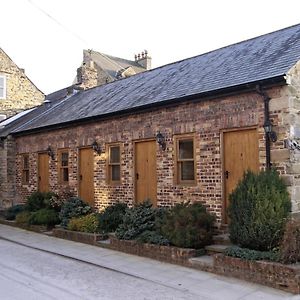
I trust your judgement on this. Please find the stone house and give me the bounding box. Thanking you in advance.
[4,24,300,229]
[75,49,151,90]
[0,48,44,120]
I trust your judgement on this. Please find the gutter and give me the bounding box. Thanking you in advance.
[12,75,286,137]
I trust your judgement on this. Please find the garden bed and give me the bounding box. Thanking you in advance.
[109,236,197,265]
[0,217,49,233]
[213,254,300,294]
[52,227,107,246]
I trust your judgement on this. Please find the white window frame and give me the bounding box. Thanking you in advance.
[0,75,6,100]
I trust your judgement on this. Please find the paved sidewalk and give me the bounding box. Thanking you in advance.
[0,224,299,300]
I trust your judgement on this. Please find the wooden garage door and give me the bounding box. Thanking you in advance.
[223,129,259,222]
[38,153,49,192]
[135,141,157,206]
[78,148,94,206]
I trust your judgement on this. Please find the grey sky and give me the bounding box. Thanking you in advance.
[2,0,300,94]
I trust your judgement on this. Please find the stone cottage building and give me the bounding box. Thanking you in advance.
[75,49,151,90]
[3,24,300,229]
[0,48,44,120]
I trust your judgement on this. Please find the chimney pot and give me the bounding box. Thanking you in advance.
[138,53,141,59]
[134,54,137,60]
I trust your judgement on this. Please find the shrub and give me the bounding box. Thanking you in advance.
[228,169,291,251]
[225,246,280,261]
[4,204,26,220]
[15,211,31,225]
[67,213,99,233]
[29,209,59,227]
[279,217,300,264]
[161,202,215,249]
[98,202,128,233]
[26,191,57,212]
[115,201,167,242]
[137,230,169,246]
[59,197,92,228]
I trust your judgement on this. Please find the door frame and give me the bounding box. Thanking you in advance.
[37,151,49,192]
[133,138,157,205]
[221,126,259,225]
[77,146,94,205]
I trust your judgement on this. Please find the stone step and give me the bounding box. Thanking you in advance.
[212,233,231,245]
[205,244,230,255]
[189,255,214,272]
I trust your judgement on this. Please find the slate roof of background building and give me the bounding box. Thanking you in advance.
[83,50,146,80]
[13,23,300,134]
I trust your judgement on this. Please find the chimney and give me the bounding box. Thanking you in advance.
[135,50,151,70]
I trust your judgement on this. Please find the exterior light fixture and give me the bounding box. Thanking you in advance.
[263,120,277,143]
[92,140,102,155]
[46,146,55,160]
[156,131,166,151]
[44,99,52,109]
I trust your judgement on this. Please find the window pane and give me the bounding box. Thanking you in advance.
[61,152,68,166]
[23,170,29,184]
[0,77,3,87]
[179,140,193,159]
[111,165,120,181]
[62,168,69,182]
[180,161,194,181]
[0,87,3,98]
[23,155,29,169]
[110,146,120,163]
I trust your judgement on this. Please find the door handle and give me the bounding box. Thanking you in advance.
[136,173,139,180]
[79,175,83,180]
[38,176,41,181]
[225,170,229,179]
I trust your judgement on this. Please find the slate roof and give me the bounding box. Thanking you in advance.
[83,50,146,80]
[0,86,76,138]
[13,23,300,134]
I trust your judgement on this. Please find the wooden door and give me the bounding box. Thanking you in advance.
[135,141,157,206]
[38,153,49,192]
[223,129,259,222]
[79,148,94,206]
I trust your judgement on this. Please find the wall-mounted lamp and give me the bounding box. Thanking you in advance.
[156,131,166,151]
[263,120,277,143]
[46,146,55,160]
[92,140,102,155]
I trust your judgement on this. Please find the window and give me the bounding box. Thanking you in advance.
[58,150,69,183]
[108,145,121,184]
[0,75,6,99]
[175,135,196,184]
[22,154,29,185]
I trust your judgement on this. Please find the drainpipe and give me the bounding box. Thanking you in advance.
[256,85,273,170]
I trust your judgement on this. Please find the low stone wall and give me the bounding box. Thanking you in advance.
[109,237,197,265]
[52,228,106,246]
[214,254,300,294]
[0,218,48,233]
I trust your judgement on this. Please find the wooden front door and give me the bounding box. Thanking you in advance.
[79,148,94,206]
[135,141,157,206]
[38,153,49,192]
[223,128,259,222]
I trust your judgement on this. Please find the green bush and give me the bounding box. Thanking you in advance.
[29,209,59,227]
[15,211,31,225]
[67,213,99,233]
[4,204,26,220]
[228,170,291,251]
[115,201,167,244]
[225,246,279,262]
[26,191,57,212]
[161,202,215,249]
[279,217,300,264]
[59,197,92,228]
[98,202,128,233]
[137,230,169,246]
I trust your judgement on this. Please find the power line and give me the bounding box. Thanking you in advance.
[27,0,89,45]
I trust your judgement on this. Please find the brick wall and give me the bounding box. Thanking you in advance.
[0,48,44,117]
[14,87,287,226]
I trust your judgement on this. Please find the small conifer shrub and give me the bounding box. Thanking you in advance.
[228,169,291,251]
